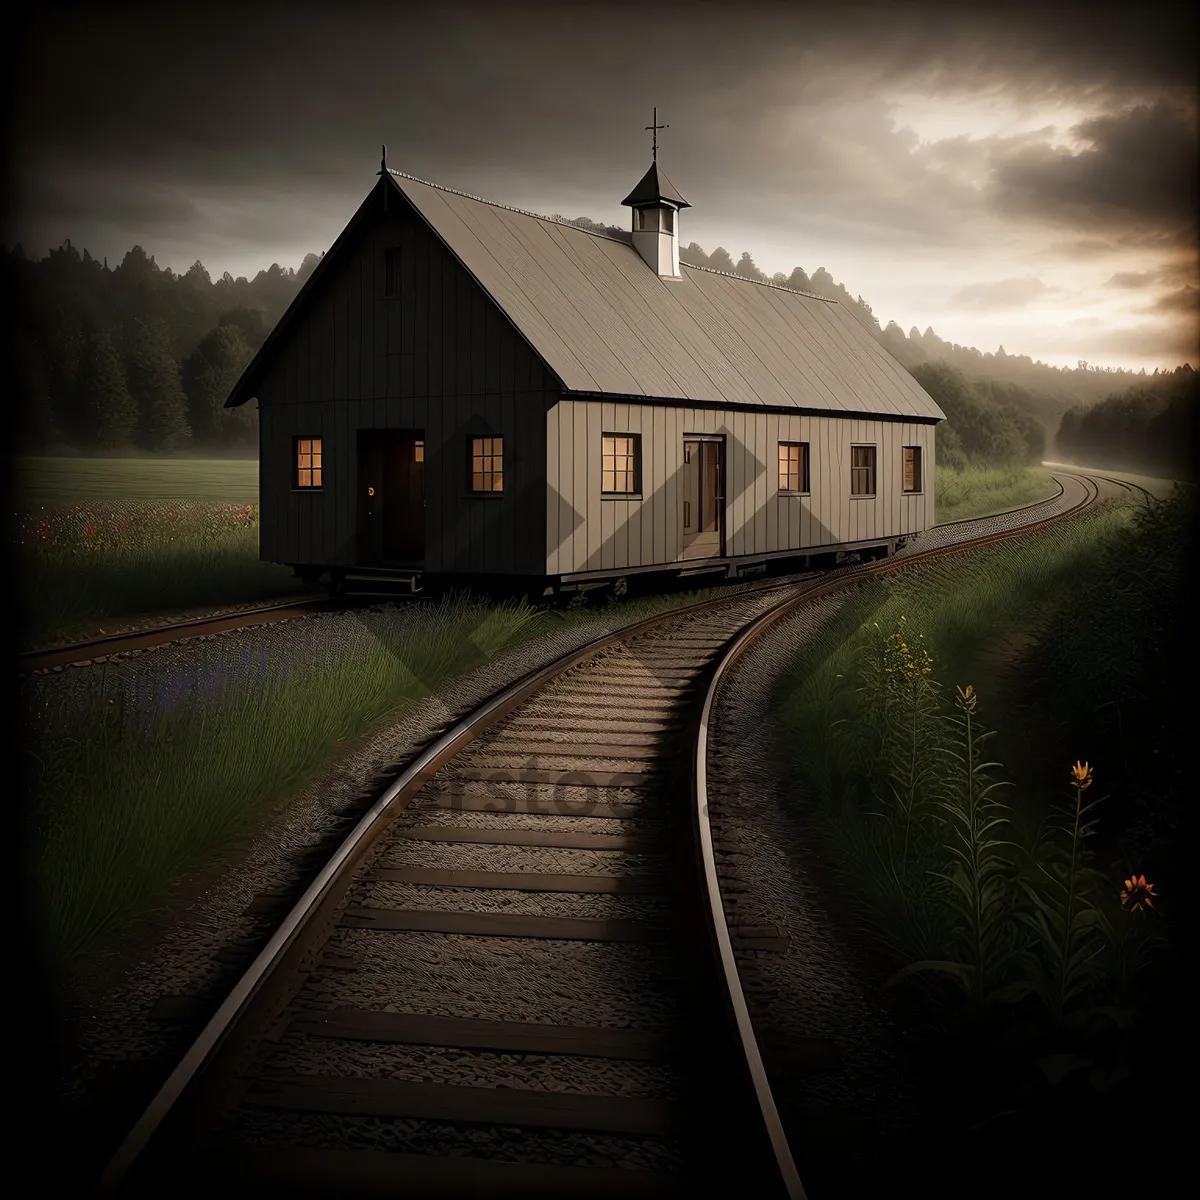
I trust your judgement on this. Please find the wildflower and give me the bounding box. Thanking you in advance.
[1070,761,1093,790]
[1119,874,1156,911]
[955,684,977,714]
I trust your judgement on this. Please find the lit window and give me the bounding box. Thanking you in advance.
[414,440,424,463]
[778,442,809,493]
[902,446,922,493]
[469,436,503,493]
[850,445,876,496]
[296,436,322,488]
[602,434,640,494]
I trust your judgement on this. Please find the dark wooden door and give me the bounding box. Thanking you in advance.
[680,437,724,559]
[357,430,425,566]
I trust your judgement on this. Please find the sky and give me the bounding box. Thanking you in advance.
[8,0,1198,371]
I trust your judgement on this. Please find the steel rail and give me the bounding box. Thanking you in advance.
[18,596,339,673]
[95,470,1102,1195]
[690,468,1102,1199]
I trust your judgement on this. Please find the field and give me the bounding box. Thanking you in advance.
[933,463,1058,522]
[17,455,259,506]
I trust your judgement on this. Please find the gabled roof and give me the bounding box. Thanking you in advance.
[228,168,944,423]
[621,162,691,209]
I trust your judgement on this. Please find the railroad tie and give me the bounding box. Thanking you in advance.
[366,865,663,893]
[288,1009,673,1060]
[452,767,649,786]
[395,825,659,851]
[241,1074,683,1136]
[195,1145,685,1198]
[339,907,660,942]
[420,790,649,819]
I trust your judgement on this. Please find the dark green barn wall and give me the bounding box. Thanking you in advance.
[255,183,557,577]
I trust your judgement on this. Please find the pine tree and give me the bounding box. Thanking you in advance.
[78,329,137,449]
[707,246,735,273]
[734,251,763,280]
[125,318,191,451]
[182,322,255,446]
[786,267,811,292]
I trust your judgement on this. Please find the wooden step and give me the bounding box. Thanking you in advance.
[452,768,650,787]
[197,1144,685,1197]
[340,907,657,941]
[288,1008,672,1059]
[367,866,663,893]
[398,825,659,850]
[422,791,648,819]
[241,1074,683,1136]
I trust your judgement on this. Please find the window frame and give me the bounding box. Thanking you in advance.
[293,435,324,490]
[601,432,642,498]
[466,434,504,497]
[901,445,923,494]
[384,247,402,297]
[777,441,811,495]
[635,208,657,233]
[850,443,877,498]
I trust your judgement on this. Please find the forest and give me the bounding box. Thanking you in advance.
[6,227,1195,477]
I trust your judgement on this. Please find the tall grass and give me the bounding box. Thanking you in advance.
[935,464,1058,523]
[25,594,545,978]
[772,498,1170,1114]
[15,501,312,646]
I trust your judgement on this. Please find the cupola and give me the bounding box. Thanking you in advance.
[621,110,690,279]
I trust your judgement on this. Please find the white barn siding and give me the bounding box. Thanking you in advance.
[546,399,936,575]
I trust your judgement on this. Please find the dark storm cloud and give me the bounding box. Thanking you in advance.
[987,102,1198,242]
[1136,286,1200,316]
[11,1,1197,192]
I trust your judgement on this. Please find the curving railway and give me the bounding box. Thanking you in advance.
[80,470,1132,1197]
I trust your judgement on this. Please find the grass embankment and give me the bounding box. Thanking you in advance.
[934,463,1058,523]
[771,488,1188,1188]
[24,582,729,985]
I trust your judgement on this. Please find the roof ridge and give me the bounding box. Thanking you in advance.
[386,168,631,247]
[678,260,835,304]
[386,166,835,305]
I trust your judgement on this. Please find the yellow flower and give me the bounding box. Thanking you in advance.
[1120,874,1156,911]
[1070,761,1093,790]
[956,684,977,714]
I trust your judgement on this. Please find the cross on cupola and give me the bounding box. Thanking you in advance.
[645,108,668,162]
[622,109,690,279]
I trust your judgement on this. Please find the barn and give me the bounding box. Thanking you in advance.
[225,150,945,595]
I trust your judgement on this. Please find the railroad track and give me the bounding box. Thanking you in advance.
[89,472,1112,1198]
[87,472,1104,1195]
[17,596,343,675]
